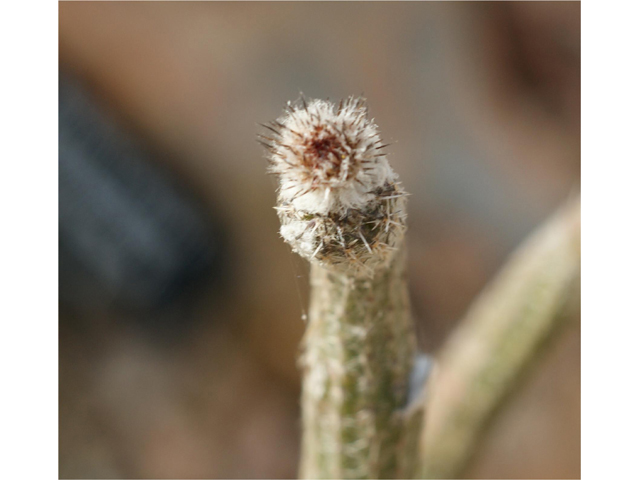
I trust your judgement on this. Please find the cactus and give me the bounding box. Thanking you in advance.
[260,96,426,479]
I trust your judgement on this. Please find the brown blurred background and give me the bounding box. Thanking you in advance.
[58,2,580,479]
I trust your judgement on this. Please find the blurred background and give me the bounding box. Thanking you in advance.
[59,2,580,479]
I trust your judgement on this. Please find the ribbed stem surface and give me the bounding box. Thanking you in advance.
[299,251,419,479]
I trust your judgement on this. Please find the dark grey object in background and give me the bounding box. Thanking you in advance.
[59,73,227,311]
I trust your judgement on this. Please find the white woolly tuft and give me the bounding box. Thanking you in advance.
[268,97,396,215]
[260,96,408,276]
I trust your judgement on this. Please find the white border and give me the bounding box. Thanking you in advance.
[583,0,640,479]
[0,1,58,479]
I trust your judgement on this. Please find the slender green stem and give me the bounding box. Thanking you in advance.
[300,250,422,479]
[421,196,581,479]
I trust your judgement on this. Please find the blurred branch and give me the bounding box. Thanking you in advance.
[421,195,580,479]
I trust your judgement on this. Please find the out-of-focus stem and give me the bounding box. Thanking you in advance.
[421,196,581,479]
[300,249,422,479]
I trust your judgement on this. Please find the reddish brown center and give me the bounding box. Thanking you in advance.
[301,127,351,181]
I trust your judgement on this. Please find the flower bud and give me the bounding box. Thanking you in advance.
[260,96,407,276]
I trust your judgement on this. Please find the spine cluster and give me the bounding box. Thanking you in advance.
[260,96,408,276]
